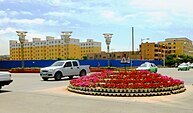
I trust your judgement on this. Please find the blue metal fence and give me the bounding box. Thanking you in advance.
[0,60,162,69]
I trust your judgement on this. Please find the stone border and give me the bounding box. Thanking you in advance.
[67,84,186,97]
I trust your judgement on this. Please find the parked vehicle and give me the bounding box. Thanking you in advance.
[190,63,193,68]
[0,72,13,89]
[187,62,191,69]
[178,63,190,71]
[136,62,158,73]
[40,60,90,81]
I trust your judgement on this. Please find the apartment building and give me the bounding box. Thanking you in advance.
[140,37,193,60]
[140,42,156,60]
[80,39,101,58]
[10,36,101,60]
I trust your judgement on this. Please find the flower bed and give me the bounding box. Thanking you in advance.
[67,70,186,97]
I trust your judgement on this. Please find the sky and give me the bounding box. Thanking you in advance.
[1,0,193,55]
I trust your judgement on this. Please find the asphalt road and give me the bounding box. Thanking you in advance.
[0,68,193,113]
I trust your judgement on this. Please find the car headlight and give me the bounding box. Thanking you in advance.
[48,69,54,72]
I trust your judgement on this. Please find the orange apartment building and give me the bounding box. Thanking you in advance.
[140,37,193,60]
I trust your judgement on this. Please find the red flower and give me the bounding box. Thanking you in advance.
[69,70,184,89]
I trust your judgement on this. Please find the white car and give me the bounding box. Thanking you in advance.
[0,72,13,89]
[136,62,158,73]
[178,63,190,71]
[190,63,193,68]
[40,60,90,81]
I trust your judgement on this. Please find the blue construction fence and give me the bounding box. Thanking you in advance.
[0,60,163,69]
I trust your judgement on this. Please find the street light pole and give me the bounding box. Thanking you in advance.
[103,33,113,67]
[61,31,72,59]
[163,49,166,67]
[16,31,27,69]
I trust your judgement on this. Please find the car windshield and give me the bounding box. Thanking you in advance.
[140,63,148,67]
[179,63,188,66]
[51,61,65,66]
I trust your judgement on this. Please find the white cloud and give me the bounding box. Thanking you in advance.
[44,11,71,17]
[0,17,45,25]
[130,0,193,14]
[0,10,33,18]
[0,10,7,17]
[0,27,18,34]
[20,11,33,15]
[0,39,9,55]
[61,20,71,26]
[100,10,125,23]
[46,19,59,26]
[27,32,47,41]
[145,12,170,23]
[46,0,62,6]
[10,11,19,16]
[0,27,19,55]
[45,0,75,7]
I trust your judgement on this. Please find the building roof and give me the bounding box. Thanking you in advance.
[165,37,192,42]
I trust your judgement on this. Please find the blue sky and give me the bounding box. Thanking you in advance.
[1,0,193,55]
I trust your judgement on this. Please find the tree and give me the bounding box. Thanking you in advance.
[83,56,88,60]
[57,58,63,60]
[165,54,176,67]
[167,54,193,67]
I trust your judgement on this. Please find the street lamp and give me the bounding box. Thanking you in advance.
[16,31,27,69]
[140,38,149,62]
[103,33,113,67]
[163,49,166,67]
[61,31,72,59]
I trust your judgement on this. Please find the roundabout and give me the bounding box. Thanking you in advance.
[68,70,186,97]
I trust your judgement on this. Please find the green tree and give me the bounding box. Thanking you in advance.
[165,54,176,67]
[175,54,193,66]
[83,55,88,60]
[57,58,63,60]
[177,55,193,63]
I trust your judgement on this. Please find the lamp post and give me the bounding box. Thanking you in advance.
[103,33,113,67]
[163,49,166,67]
[140,38,149,62]
[61,31,72,59]
[16,31,27,69]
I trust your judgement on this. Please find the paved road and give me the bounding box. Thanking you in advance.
[0,68,193,113]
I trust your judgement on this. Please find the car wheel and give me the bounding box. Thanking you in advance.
[69,76,73,79]
[42,77,48,81]
[54,72,62,81]
[80,70,86,77]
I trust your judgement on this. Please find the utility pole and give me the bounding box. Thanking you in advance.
[132,27,134,55]
[131,27,134,69]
